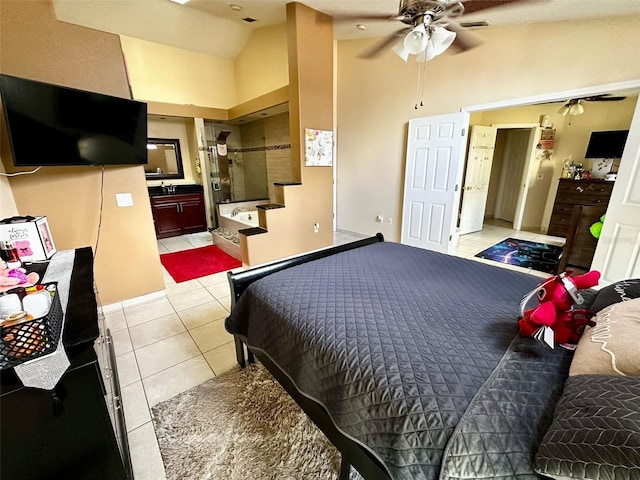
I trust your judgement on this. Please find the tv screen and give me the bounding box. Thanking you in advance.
[0,74,147,166]
[585,130,629,159]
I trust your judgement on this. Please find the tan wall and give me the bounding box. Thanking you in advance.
[0,0,164,304]
[120,35,238,109]
[336,15,640,241]
[242,3,334,266]
[235,23,289,105]
[0,160,19,220]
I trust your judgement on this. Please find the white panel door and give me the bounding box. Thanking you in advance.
[401,112,470,254]
[458,125,497,235]
[591,98,640,283]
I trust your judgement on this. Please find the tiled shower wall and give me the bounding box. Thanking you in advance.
[264,112,293,202]
[238,121,269,200]
[239,112,293,203]
[208,112,292,204]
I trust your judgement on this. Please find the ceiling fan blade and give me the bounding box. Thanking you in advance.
[446,22,482,52]
[459,0,543,16]
[334,13,405,22]
[582,95,626,102]
[358,27,411,59]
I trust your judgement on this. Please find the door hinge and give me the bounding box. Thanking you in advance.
[461,128,466,136]
[449,234,453,241]
[455,184,459,192]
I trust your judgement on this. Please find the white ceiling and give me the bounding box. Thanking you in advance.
[53,0,640,59]
[187,0,640,40]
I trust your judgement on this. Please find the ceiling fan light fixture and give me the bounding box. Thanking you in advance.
[392,40,411,62]
[403,24,429,55]
[569,101,584,116]
[430,25,456,55]
[558,104,571,116]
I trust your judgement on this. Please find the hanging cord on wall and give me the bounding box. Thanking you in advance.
[0,167,41,177]
[93,165,105,260]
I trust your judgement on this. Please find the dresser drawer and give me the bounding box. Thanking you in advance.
[556,180,613,195]
[566,244,598,269]
[554,190,612,206]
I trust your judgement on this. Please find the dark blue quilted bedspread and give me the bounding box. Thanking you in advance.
[225,242,572,479]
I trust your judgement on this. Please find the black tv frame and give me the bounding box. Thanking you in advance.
[0,74,148,167]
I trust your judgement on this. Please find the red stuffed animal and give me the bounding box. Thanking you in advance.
[518,270,600,346]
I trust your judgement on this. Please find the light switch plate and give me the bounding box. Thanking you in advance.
[116,193,133,207]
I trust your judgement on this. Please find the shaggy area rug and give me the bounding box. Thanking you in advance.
[152,363,352,480]
[160,245,241,283]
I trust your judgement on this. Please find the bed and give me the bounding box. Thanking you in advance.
[224,235,640,480]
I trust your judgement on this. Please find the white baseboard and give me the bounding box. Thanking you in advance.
[101,289,167,313]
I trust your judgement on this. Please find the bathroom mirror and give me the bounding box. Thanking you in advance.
[145,138,184,180]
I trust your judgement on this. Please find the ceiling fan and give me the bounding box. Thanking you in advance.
[557,95,626,116]
[350,0,537,61]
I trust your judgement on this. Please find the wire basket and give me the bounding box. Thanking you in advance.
[0,283,63,370]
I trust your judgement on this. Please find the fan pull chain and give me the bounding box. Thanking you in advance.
[415,59,422,109]
[414,51,428,109]
[420,58,427,107]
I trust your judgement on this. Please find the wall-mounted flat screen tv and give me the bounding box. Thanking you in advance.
[0,74,147,166]
[585,129,629,159]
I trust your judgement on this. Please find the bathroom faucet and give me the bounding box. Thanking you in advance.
[231,207,244,217]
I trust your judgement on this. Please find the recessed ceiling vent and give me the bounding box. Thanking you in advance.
[242,17,257,23]
[459,21,489,28]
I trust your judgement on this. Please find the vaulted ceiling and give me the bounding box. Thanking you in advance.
[53,0,640,59]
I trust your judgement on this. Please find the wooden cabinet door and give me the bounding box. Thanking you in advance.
[153,202,182,238]
[179,196,206,233]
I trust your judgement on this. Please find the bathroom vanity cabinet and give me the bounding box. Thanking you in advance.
[150,192,207,239]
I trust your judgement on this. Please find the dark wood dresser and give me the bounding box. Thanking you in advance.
[549,179,614,272]
[1,248,132,479]
[548,179,614,238]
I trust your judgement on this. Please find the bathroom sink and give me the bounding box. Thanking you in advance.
[148,184,203,196]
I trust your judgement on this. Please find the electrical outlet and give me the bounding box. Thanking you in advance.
[376,215,384,223]
[314,223,319,233]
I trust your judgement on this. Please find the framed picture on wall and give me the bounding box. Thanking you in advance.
[305,128,333,166]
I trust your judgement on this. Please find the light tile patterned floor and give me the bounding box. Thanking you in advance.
[113,224,564,479]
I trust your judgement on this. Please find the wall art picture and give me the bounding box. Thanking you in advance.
[305,128,333,167]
